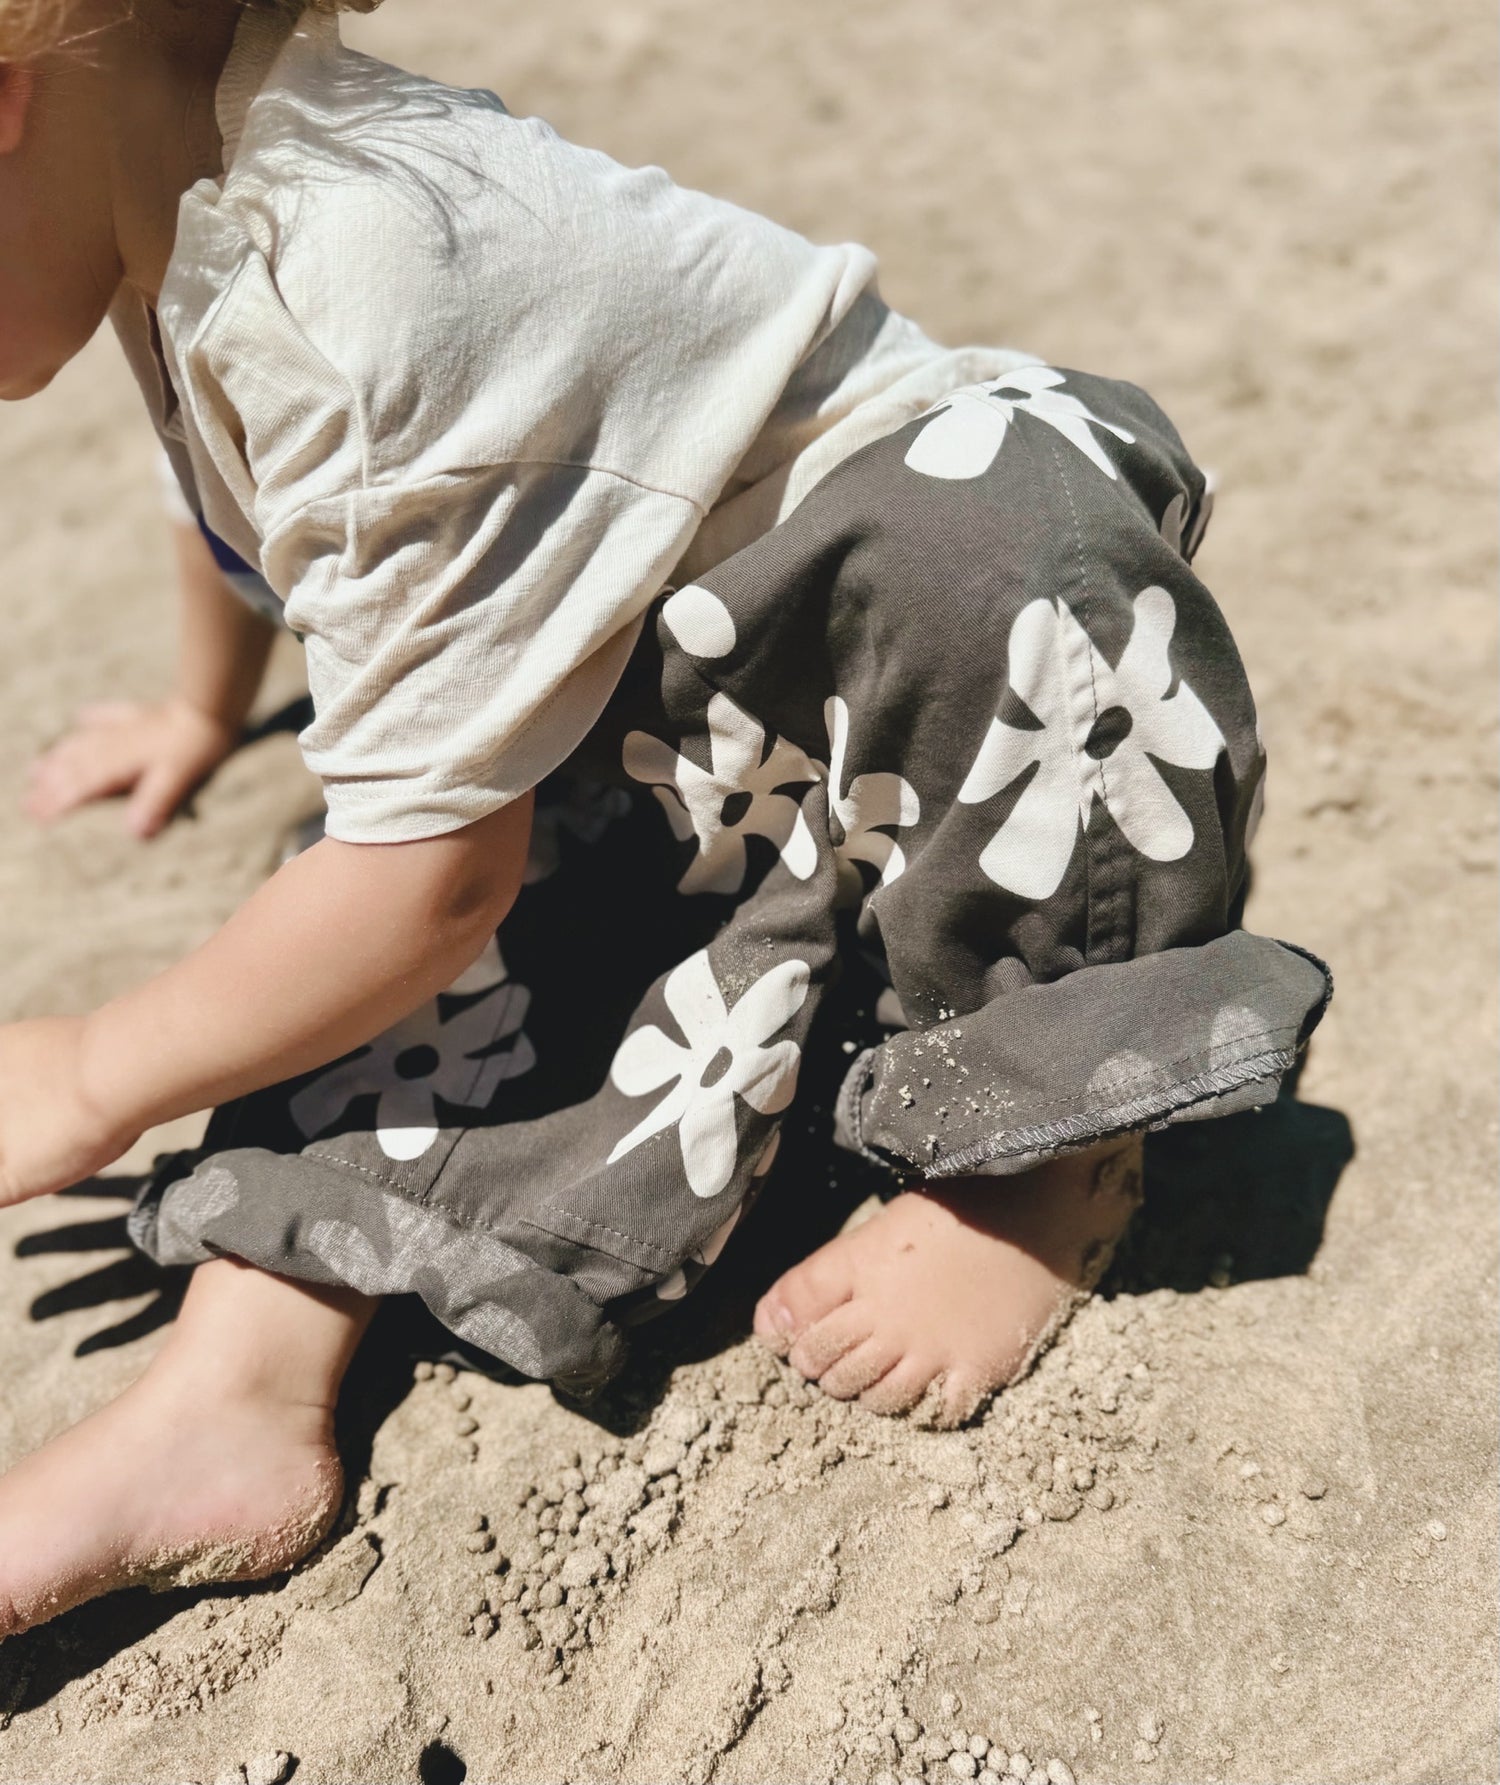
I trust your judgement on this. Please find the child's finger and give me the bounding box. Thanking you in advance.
[28,719,128,780]
[125,762,194,839]
[24,746,142,821]
[76,701,140,726]
[24,745,88,788]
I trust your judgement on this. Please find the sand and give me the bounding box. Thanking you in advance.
[0,1,1496,1780]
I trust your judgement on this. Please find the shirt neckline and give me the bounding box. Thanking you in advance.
[135,5,308,439]
[215,3,306,172]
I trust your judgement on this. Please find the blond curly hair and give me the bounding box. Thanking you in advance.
[1,1,383,61]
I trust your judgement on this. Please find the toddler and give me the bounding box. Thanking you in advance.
[0,0,1329,1636]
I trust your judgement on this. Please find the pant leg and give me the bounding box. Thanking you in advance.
[815,365,1330,1178]
[639,361,1331,1185]
[130,632,847,1399]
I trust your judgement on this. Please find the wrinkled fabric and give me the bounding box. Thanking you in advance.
[130,367,1330,1394]
[111,5,1038,845]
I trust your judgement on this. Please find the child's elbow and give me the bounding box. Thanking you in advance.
[426,792,535,939]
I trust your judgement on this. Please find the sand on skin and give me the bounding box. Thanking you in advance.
[0,2,1495,1780]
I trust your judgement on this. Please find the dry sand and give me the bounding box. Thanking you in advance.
[1,2,1496,1780]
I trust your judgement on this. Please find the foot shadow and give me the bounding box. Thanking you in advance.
[1104,1074,1355,1296]
[1109,875,1356,1289]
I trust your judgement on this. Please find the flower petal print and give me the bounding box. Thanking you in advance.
[661,583,737,659]
[608,950,809,1198]
[904,364,1135,482]
[1158,471,1216,561]
[623,691,822,895]
[959,587,1225,899]
[825,695,920,903]
[290,938,535,1160]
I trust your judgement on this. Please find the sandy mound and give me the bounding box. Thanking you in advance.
[0,2,1494,1780]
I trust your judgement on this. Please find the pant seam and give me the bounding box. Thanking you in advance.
[924,1044,1301,1177]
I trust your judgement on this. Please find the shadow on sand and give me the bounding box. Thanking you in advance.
[2,1053,1352,1712]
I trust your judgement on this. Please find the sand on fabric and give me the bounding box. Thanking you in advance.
[0,2,1495,1781]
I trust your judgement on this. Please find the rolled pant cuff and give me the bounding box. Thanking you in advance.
[833,930,1332,1180]
[127,1148,628,1399]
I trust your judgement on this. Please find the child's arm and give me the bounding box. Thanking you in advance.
[0,793,532,1206]
[25,519,276,837]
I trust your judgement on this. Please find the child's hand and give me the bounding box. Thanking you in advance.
[24,697,239,839]
[0,1018,138,1207]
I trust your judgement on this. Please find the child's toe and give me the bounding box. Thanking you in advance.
[751,1290,796,1354]
[785,1300,874,1380]
[857,1352,942,1417]
[754,1246,855,1351]
[816,1334,903,1400]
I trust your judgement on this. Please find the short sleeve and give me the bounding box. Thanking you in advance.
[156,52,875,844]
[170,242,703,843]
[260,464,700,843]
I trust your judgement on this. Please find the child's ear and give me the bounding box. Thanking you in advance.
[0,65,37,156]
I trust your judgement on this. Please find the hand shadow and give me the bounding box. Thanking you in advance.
[15,1175,187,1355]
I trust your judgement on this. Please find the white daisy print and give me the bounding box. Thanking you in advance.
[290,938,535,1161]
[1158,470,1216,560]
[904,364,1135,482]
[661,584,737,659]
[608,950,809,1198]
[959,586,1225,899]
[623,692,822,895]
[825,695,920,903]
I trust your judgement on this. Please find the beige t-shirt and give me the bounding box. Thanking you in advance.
[114,7,1035,843]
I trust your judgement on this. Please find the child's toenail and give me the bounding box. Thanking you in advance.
[754,1299,792,1340]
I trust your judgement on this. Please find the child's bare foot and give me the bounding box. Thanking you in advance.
[753,1135,1143,1427]
[0,1258,373,1638]
[0,1359,340,1636]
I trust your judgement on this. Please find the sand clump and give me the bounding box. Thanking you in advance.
[426,1294,1210,1782]
[216,1756,294,1785]
[78,1598,290,1726]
